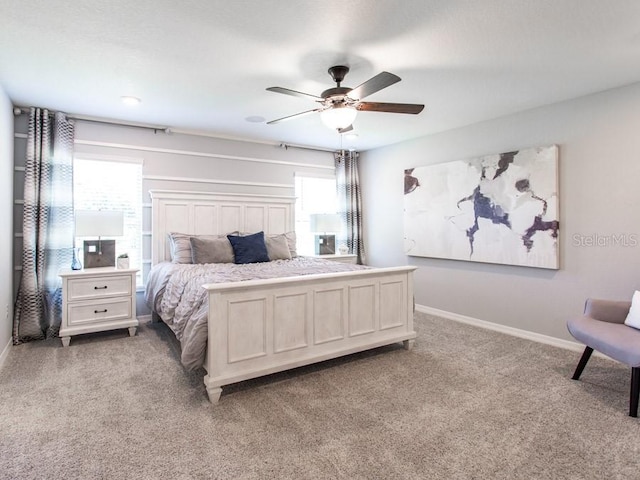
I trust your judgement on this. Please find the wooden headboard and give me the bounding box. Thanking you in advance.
[149,190,296,265]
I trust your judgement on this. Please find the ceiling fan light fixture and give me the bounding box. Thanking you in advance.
[320,105,357,130]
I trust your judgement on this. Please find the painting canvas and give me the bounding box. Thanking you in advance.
[404,145,559,269]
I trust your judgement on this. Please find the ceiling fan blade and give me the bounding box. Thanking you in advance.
[266,108,321,125]
[356,102,425,114]
[266,87,323,101]
[347,72,401,100]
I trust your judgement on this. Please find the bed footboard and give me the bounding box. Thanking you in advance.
[202,266,416,403]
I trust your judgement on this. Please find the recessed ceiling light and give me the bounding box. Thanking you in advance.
[245,115,266,123]
[121,96,141,106]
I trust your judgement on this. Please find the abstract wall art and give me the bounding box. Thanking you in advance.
[404,145,559,269]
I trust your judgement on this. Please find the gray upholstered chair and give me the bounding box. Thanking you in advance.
[567,298,640,417]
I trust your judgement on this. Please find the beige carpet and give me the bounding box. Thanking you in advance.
[0,312,638,480]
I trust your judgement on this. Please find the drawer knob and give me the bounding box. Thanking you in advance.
[94,309,108,314]
[94,286,108,290]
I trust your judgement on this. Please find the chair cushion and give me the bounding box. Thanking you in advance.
[568,315,640,366]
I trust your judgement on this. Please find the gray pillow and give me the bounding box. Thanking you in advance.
[168,232,194,264]
[266,231,297,258]
[265,234,292,261]
[282,231,298,258]
[169,232,238,263]
[190,236,235,264]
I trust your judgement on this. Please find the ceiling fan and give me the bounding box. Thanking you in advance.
[266,65,424,133]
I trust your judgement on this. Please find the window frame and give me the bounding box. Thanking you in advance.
[294,171,340,256]
[72,153,144,285]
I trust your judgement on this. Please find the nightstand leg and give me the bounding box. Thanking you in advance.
[128,327,137,337]
[61,337,70,347]
[403,339,415,350]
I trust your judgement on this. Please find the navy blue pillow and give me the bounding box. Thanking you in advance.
[227,231,270,264]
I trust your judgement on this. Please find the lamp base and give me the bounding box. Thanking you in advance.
[83,240,116,268]
[314,235,336,255]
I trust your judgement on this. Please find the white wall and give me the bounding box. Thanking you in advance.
[0,86,14,364]
[360,82,640,341]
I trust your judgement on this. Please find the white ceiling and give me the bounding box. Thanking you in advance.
[2,0,640,151]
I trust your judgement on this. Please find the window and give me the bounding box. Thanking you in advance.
[294,173,339,255]
[73,156,143,284]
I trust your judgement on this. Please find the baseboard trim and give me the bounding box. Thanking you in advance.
[137,314,152,323]
[0,337,11,371]
[415,304,588,354]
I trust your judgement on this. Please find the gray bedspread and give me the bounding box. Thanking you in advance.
[145,257,368,369]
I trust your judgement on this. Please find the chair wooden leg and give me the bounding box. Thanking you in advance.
[572,346,594,380]
[630,367,640,418]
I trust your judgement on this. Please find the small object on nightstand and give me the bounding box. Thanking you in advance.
[58,267,139,347]
[71,247,82,270]
[117,253,129,269]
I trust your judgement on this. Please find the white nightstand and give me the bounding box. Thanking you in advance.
[59,267,139,347]
[309,254,358,264]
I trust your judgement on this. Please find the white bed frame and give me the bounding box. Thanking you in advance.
[150,190,417,403]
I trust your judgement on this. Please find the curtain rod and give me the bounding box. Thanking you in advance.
[13,107,354,152]
[279,143,359,156]
[13,107,171,134]
[278,142,336,153]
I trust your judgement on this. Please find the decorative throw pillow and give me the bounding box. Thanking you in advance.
[282,231,298,258]
[190,236,234,264]
[263,231,297,258]
[265,234,292,261]
[227,231,270,264]
[168,232,193,264]
[624,291,640,329]
[169,232,239,263]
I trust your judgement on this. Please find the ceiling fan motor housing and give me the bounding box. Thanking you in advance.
[321,87,352,100]
[328,65,350,85]
[323,66,353,103]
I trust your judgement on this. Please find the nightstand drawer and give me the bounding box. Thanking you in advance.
[67,275,132,301]
[67,297,132,327]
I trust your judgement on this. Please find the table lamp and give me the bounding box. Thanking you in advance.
[309,213,342,255]
[75,210,124,268]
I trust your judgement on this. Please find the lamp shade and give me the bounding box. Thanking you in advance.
[309,213,342,233]
[75,210,124,237]
[320,105,357,130]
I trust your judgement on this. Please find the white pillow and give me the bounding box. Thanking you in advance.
[624,291,640,329]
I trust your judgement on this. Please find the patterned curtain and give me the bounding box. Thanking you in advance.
[334,150,365,264]
[13,109,75,343]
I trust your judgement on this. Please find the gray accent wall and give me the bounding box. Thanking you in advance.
[11,81,639,344]
[1,86,13,360]
[359,81,640,342]
[12,118,335,317]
